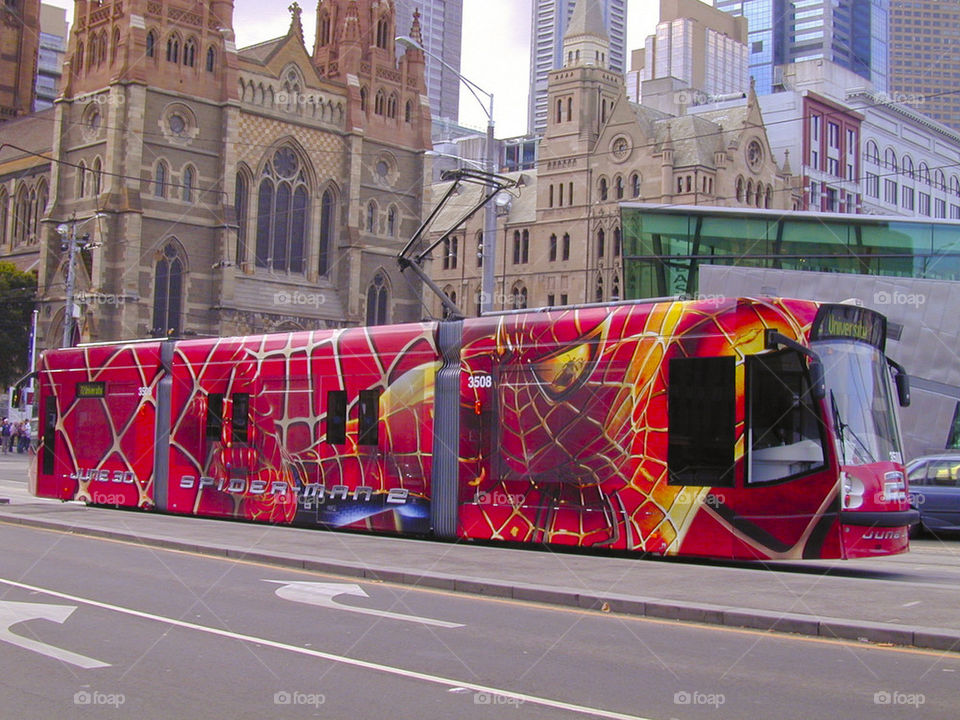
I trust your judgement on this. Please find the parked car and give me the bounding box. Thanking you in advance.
[906,454,960,535]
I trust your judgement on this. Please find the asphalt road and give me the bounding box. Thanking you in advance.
[0,521,958,720]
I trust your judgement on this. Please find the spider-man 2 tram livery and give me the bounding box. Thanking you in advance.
[31,297,917,560]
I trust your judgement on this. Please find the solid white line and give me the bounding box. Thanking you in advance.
[0,576,652,720]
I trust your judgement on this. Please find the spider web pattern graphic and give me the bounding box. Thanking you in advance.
[457,297,822,558]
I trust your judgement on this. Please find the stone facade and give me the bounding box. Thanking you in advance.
[0,0,40,121]
[426,0,792,317]
[0,0,432,350]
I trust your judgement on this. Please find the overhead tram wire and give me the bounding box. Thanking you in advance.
[14,85,960,182]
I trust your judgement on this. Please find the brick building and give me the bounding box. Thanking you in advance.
[0,0,433,349]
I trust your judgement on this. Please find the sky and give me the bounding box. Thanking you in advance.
[44,0,680,137]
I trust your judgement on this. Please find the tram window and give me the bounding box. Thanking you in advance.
[42,395,57,475]
[326,390,347,445]
[747,350,825,484]
[232,393,249,443]
[668,356,736,486]
[206,393,224,441]
[358,389,381,446]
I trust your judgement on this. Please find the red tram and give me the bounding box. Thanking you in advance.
[31,297,917,560]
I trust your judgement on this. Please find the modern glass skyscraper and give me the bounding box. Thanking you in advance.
[395,0,463,122]
[714,0,888,94]
[889,0,960,132]
[528,0,627,135]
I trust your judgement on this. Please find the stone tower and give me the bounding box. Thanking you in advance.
[0,0,41,120]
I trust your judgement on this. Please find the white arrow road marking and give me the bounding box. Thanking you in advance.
[0,600,110,669]
[264,581,464,628]
[0,576,652,720]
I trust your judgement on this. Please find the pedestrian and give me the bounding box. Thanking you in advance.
[0,418,9,454]
[18,421,30,453]
[8,421,18,454]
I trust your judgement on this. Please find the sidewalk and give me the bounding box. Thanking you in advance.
[1,453,958,653]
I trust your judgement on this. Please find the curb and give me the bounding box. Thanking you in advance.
[2,510,959,654]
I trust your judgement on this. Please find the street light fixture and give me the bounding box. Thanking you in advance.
[56,212,107,347]
[397,35,498,314]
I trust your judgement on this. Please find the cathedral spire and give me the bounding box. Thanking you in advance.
[563,0,610,69]
[410,8,424,46]
[288,1,305,44]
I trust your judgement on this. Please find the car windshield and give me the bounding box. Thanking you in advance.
[814,340,903,466]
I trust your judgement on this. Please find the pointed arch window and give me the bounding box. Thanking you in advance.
[366,272,389,325]
[375,90,385,115]
[182,166,195,202]
[376,18,390,49]
[631,173,640,198]
[405,100,412,123]
[599,177,608,201]
[512,284,528,310]
[12,185,30,247]
[183,39,196,67]
[111,27,120,65]
[154,161,168,198]
[318,14,331,46]
[76,42,84,72]
[597,228,605,258]
[206,47,215,72]
[387,93,398,119]
[319,188,335,276]
[614,226,621,257]
[360,87,368,112]
[615,175,624,200]
[153,242,184,337]
[92,158,102,196]
[367,201,377,233]
[595,274,604,303]
[387,206,397,237]
[562,233,570,261]
[166,35,180,63]
[77,161,88,198]
[98,31,107,64]
[146,31,155,58]
[235,172,248,265]
[255,147,310,273]
[0,189,7,248]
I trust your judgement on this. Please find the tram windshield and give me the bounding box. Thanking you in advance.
[814,340,903,467]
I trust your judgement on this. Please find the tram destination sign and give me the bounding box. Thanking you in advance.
[75,381,106,399]
[811,304,886,351]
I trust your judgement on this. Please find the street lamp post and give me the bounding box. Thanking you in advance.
[397,35,498,314]
[56,213,105,347]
